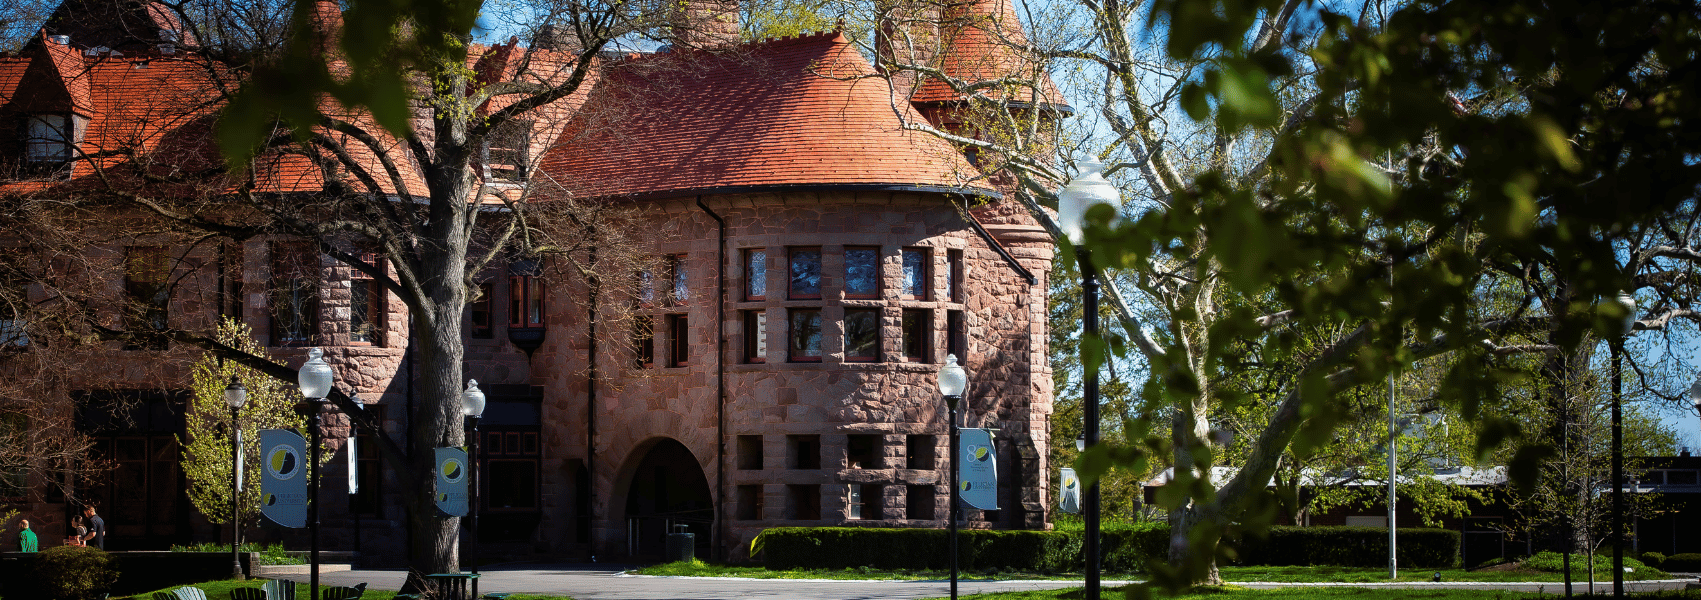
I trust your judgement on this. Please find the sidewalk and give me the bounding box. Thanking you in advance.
[273,563,1701,600]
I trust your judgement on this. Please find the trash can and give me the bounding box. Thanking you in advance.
[665,524,694,563]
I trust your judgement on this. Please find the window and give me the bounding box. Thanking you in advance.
[124,246,170,349]
[906,484,936,520]
[632,315,654,367]
[744,248,767,300]
[788,309,822,362]
[788,248,822,299]
[844,247,879,298]
[906,435,936,470]
[844,309,879,362]
[948,249,963,302]
[847,434,882,469]
[737,435,763,470]
[269,242,317,346]
[483,429,541,511]
[788,484,821,520]
[482,117,532,183]
[742,310,766,363]
[509,272,544,329]
[849,484,880,520]
[349,253,382,346]
[0,415,25,499]
[667,254,689,305]
[1,257,29,349]
[23,114,75,176]
[470,282,493,339]
[946,310,965,361]
[667,314,689,367]
[1667,470,1699,486]
[736,485,763,520]
[902,309,929,362]
[350,406,386,517]
[901,248,929,299]
[789,435,820,469]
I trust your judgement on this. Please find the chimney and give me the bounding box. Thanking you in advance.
[875,0,942,99]
[307,0,344,57]
[1683,447,1692,458]
[672,0,740,48]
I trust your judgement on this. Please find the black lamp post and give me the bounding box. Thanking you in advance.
[462,379,487,599]
[1610,292,1635,600]
[224,376,248,579]
[937,355,967,600]
[1059,159,1115,599]
[297,348,335,600]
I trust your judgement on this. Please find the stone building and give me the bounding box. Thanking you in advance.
[0,0,1063,562]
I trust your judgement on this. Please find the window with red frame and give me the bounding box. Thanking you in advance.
[788,308,821,362]
[743,310,766,363]
[947,249,963,302]
[509,274,544,329]
[667,254,689,305]
[349,253,382,346]
[269,241,318,346]
[667,313,689,367]
[788,248,822,300]
[844,308,880,362]
[901,248,929,300]
[744,248,767,300]
[902,309,930,362]
[844,247,879,299]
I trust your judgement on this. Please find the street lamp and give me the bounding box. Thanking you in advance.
[297,347,334,600]
[1687,376,1701,419]
[1058,159,1117,599]
[1609,292,1635,600]
[224,376,248,579]
[462,379,487,599]
[937,355,967,600]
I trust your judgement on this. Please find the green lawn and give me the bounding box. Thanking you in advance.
[109,580,579,600]
[937,586,1701,600]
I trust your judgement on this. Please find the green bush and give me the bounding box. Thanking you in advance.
[1663,553,1701,572]
[35,545,120,600]
[1641,551,1666,569]
[754,524,1457,571]
[1520,551,1663,577]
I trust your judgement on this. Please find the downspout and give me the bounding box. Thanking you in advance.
[586,248,598,557]
[405,316,415,562]
[957,200,1038,286]
[696,196,728,561]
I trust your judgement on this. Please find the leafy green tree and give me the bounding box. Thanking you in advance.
[178,317,317,537]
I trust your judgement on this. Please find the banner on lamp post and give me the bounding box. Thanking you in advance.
[435,446,470,517]
[258,429,307,528]
[958,428,998,510]
[1058,468,1081,514]
[234,429,243,490]
[347,435,358,495]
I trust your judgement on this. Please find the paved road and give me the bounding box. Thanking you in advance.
[276,563,1698,599]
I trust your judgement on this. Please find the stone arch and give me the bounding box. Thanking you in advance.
[610,436,713,558]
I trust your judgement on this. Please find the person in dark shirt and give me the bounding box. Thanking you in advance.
[81,506,105,550]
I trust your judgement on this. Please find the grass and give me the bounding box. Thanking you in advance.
[635,561,1678,584]
[167,542,306,565]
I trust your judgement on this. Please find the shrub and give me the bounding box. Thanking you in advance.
[1663,553,1701,572]
[1641,551,1666,569]
[1230,526,1460,568]
[35,545,120,600]
[1521,551,1663,577]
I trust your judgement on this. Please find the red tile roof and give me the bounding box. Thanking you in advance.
[909,0,1066,109]
[537,31,995,200]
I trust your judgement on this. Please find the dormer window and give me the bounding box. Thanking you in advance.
[482,118,532,184]
[23,114,78,177]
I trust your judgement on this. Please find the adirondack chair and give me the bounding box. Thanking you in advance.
[171,587,210,600]
[151,593,177,600]
[261,578,298,600]
[320,582,366,600]
[230,587,267,600]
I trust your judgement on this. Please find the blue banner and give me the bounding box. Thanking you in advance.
[958,428,998,510]
[435,447,470,517]
[259,429,308,528]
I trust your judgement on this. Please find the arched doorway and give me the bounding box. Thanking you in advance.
[622,438,713,558]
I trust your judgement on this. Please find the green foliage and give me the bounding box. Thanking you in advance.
[179,317,322,528]
[1231,526,1459,569]
[34,545,119,600]
[1640,551,1665,570]
[1661,553,1701,572]
[1519,551,1663,578]
[168,542,304,565]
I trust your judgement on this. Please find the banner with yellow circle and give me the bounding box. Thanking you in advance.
[259,429,308,528]
[435,446,470,517]
[958,428,999,510]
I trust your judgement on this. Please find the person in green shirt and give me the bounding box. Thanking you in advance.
[17,518,36,552]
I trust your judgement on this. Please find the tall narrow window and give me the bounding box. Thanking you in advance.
[788,484,821,520]
[667,314,689,367]
[667,254,689,305]
[744,249,767,300]
[470,282,493,339]
[901,248,929,299]
[946,310,965,361]
[124,246,170,349]
[349,253,382,346]
[789,435,820,469]
[509,271,545,328]
[948,249,964,302]
[269,242,317,346]
[743,310,767,363]
[637,268,655,306]
[844,247,879,299]
[633,315,654,367]
[844,309,879,362]
[902,309,929,362]
[737,485,763,520]
[788,309,822,362]
[788,248,822,300]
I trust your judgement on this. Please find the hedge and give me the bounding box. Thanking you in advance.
[755,524,1458,571]
[1662,553,1701,572]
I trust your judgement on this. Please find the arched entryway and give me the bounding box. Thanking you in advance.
[621,438,713,558]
